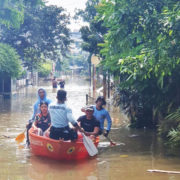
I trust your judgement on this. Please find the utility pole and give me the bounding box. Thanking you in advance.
[91,55,100,98]
[107,72,110,98]
[103,71,106,99]
[92,64,96,98]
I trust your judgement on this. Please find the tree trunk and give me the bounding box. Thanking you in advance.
[107,71,110,98]
[92,64,96,98]
[103,71,106,99]
[88,53,93,86]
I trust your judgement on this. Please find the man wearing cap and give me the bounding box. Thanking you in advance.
[77,105,100,137]
[82,96,112,137]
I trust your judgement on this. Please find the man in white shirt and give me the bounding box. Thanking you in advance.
[49,90,80,141]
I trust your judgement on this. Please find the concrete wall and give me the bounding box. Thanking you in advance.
[0,71,38,98]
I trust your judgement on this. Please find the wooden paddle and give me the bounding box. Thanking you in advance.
[105,136,116,146]
[103,130,116,146]
[15,129,26,143]
[81,133,98,156]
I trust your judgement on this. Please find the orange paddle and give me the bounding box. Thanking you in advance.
[15,129,26,143]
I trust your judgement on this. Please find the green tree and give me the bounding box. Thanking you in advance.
[23,47,42,73]
[96,0,180,130]
[0,0,43,28]
[0,43,22,77]
[38,61,52,78]
[0,4,71,67]
[0,0,24,28]
[75,0,107,79]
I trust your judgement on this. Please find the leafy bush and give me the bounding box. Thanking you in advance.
[159,108,180,147]
[167,127,180,147]
[0,43,22,77]
[95,0,180,131]
[17,70,27,79]
[38,62,52,77]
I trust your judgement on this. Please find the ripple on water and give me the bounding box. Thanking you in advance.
[98,142,125,148]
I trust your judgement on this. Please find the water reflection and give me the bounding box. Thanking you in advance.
[28,156,98,180]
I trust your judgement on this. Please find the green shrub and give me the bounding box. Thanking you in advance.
[159,108,180,147]
[0,43,22,77]
[38,62,52,77]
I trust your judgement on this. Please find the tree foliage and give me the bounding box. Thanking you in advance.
[97,0,180,77]
[95,0,180,130]
[0,43,22,77]
[23,47,42,72]
[76,0,106,56]
[38,61,52,77]
[0,0,43,28]
[75,0,108,80]
[0,3,71,72]
[0,0,24,28]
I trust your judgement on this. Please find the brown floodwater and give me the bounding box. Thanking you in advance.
[0,77,180,180]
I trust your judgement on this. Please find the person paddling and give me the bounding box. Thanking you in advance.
[82,96,112,137]
[93,96,112,136]
[77,105,100,139]
[32,88,52,120]
[26,88,52,145]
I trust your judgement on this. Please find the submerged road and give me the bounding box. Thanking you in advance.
[0,77,180,180]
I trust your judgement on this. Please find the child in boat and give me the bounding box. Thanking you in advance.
[77,105,100,139]
[49,89,81,141]
[32,101,51,136]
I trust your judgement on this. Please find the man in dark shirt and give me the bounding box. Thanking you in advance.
[77,106,100,137]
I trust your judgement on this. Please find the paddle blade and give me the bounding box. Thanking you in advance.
[105,136,116,146]
[82,133,98,156]
[15,132,25,143]
[110,141,116,146]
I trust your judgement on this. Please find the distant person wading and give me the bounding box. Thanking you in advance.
[52,76,57,88]
[59,80,65,89]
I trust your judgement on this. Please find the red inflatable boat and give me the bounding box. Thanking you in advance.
[29,128,99,160]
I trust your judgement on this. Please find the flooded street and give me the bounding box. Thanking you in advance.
[0,77,180,180]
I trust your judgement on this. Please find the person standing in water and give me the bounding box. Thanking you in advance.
[93,96,112,136]
[52,76,57,88]
[59,79,65,89]
[82,96,112,137]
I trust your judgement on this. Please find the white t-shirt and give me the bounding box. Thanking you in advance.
[49,102,77,128]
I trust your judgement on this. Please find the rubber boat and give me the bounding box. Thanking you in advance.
[29,127,99,160]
